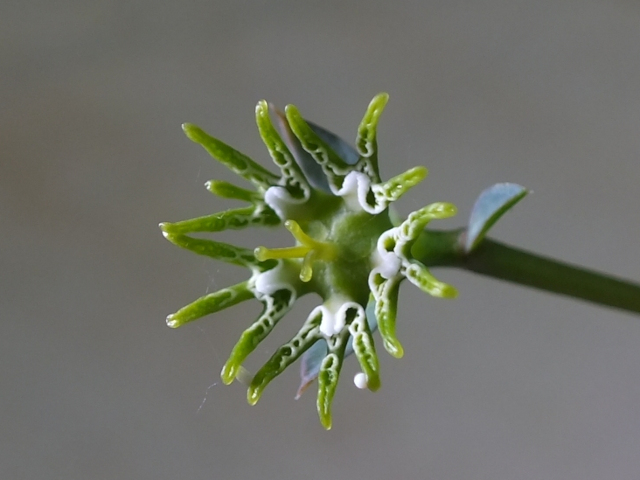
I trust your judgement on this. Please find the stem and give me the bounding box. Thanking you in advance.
[414,229,640,315]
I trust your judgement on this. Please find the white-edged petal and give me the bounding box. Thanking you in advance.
[312,297,365,338]
[252,261,299,297]
[264,185,308,220]
[336,171,373,212]
[372,231,402,279]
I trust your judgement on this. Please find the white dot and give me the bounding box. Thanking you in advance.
[354,372,368,389]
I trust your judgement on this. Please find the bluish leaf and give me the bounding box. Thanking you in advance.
[465,183,528,253]
[308,121,359,165]
[296,338,328,398]
[271,109,324,192]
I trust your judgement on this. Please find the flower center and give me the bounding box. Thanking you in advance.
[254,220,337,282]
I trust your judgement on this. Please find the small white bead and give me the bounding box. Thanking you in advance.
[354,372,368,389]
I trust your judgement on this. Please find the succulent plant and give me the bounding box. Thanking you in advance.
[161,93,640,429]
[160,93,458,429]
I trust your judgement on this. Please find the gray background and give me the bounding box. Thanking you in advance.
[3,1,640,479]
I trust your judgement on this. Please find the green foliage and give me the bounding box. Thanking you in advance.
[161,94,456,428]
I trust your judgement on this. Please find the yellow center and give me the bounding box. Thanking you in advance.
[254,220,337,282]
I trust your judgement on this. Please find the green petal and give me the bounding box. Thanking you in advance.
[182,123,279,190]
[205,180,261,203]
[317,330,350,430]
[255,100,310,200]
[285,105,351,191]
[221,289,295,384]
[373,166,428,205]
[405,261,458,298]
[160,231,262,268]
[355,93,389,181]
[160,205,279,234]
[166,281,254,328]
[402,202,457,237]
[348,310,381,391]
[317,352,343,430]
[247,310,322,405]
[370,272,404,358]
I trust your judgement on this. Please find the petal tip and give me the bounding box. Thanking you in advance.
[220,364,236,385]
[320,415,333,430]
[384,340,404,358]
[166,314,180,328]
[247,388,261,406]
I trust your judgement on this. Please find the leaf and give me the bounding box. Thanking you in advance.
[296,338,328,399]
[308,120,359,166]
[355,92,389,181]
[465,183,528,253]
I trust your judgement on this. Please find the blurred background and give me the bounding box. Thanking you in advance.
[2,1,640,478]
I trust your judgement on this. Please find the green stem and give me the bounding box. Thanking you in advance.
[414,229,640,315]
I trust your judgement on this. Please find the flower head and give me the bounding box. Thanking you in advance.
[160,94,457,429]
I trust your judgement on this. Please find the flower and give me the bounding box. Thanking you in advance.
[160,93,458,429]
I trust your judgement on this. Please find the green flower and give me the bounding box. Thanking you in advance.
[160,93,457,429]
